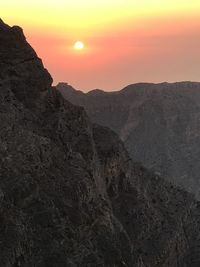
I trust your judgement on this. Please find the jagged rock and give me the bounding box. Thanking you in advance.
[57,82,200,199]
[0,19,200,266]
[0,19,52,108]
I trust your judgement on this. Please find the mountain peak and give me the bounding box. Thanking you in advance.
[0,18,52,107]
[57,82,77,92]
[87,88,105,95]
[0,18,9,28]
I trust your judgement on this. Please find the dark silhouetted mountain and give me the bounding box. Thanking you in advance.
[1,19,200,266]
[58,81,200,199]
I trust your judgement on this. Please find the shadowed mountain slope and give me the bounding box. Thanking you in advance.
[58,82,200,199]
[0,19,200,266]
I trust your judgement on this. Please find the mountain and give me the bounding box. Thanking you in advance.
[57,81,200,199]
[1,19,200,266]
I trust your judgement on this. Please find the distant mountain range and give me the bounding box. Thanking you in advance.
[57,81,200,199]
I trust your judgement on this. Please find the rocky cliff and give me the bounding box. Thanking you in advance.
[0,19,200,266]
[57,82,200,199]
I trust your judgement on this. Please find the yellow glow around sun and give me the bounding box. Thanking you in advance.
[2,0,200,36]
[1,1,200,47]
[74,41,84,50]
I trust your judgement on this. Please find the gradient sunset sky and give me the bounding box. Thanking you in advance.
[2,0,200,91]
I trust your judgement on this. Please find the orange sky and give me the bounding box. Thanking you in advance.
[2,1,200,91]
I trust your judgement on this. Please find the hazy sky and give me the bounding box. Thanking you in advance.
[2,0,200,91]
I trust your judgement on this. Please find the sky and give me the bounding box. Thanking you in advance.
[1,0,200,91]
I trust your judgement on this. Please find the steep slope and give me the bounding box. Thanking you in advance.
[57,82,200,199]
[0,19,200,266]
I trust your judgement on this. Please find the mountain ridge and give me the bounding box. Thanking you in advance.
[57,81,200,95]
[58,81,200,199]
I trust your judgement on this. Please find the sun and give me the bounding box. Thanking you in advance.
[74,41,84,50]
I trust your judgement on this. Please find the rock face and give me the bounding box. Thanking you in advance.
[57,82,200,199]
[1,19,200,266]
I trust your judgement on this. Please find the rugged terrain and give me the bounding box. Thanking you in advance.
[58,82,200,199]
[0,19,200,266]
